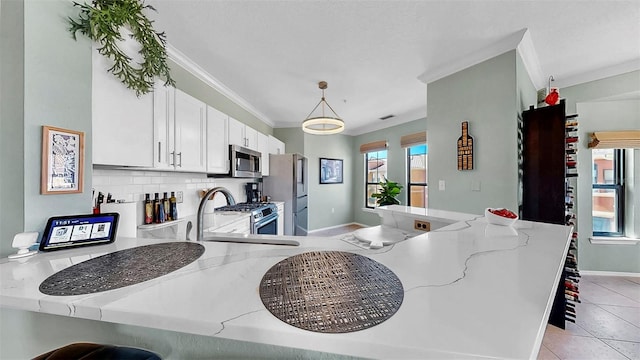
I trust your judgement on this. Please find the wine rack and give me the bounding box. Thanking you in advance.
[521,99,579,329]
[564,114,580,323]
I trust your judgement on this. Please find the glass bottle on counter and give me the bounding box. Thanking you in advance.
[144,193,153,224]
[170,191,178,220]
[154,193,165,223]
[163,192,171,221]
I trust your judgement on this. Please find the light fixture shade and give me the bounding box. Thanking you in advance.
[302,81,344,135]
[302,117,345,135]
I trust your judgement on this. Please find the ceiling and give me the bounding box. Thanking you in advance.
[147,0,640,135]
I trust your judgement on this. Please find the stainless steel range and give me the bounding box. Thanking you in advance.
[215,202,278,235]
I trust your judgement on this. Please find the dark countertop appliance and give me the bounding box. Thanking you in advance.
[215,202,278,235]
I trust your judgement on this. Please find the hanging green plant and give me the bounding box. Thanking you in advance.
[68,0,175,96]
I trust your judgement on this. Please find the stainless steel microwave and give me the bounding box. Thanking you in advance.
[229,145,262,178]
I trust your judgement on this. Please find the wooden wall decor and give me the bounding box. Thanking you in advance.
[457,121,474,170]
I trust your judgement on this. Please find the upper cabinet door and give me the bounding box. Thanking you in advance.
[228,116,260,151]
[153,82,175,169]
[228,116,245,148]
[174,89,207,172]
[92,43,154,167]
[207,105,229,174]
[244,126,259,151]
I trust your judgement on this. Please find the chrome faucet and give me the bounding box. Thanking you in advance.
[196,187,236,241]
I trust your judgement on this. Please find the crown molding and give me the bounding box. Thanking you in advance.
[418,28,544,90]
[516,30,545,90]
[166,44,274,127]
[553,59,640,89]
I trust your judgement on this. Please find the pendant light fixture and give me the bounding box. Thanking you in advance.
[302,81,345,135]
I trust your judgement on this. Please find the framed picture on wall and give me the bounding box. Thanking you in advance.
[320,158,343,184]
[41,126,85,195]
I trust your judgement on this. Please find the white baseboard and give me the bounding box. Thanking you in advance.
[308,222,368,234]
[580,270,640,277]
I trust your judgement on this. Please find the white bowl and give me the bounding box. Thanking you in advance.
[485,208,518,226]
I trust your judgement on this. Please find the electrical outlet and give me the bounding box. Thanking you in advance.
[176,191,183,203]
[414,220,431,232]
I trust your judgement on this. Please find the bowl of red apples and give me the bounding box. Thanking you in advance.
[485,208,519,226]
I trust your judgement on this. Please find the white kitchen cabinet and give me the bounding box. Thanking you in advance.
[92,44,154,167]
[257,132,269,176]
[268,135,286,155]
[228,116,258,150]
[212,215,251,235]
[175,90,207,172]
[154,86,207,172]
[153,83,175,169]
[206,106,229,174]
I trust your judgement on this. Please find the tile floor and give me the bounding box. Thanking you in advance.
[310,224,640,360]
[538,275,640,360]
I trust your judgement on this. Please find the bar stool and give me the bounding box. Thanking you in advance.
[33,342,161,360]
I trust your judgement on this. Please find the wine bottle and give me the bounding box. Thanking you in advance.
[163,192,171,221]
[153,193,161,223]
[170,191,178,220]
[144,194,153,224]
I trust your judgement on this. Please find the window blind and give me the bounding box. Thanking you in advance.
[359,140,388,153]
[400,131,427,148]
[588,130,640,149]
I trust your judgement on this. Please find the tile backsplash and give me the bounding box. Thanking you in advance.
[92,167,253,225]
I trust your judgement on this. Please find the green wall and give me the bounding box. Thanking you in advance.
[0,0,25,257]
[561,71,639,273]
[426,50,532,215]
[574,100,639,273]
[352,118,427,226]
[168,59,271,135]
[0,0,93,257]
[272,127,355,231]
[305,132,354,230]
[273,127,304,154]
[22,0,93,236]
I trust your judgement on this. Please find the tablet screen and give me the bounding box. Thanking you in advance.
[39,213,119,251]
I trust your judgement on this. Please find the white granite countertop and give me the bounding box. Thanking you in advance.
[0,209,572,359]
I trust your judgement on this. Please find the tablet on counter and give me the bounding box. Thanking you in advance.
[39,213,119,251]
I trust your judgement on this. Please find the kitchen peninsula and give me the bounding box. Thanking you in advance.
[0,209,572,359]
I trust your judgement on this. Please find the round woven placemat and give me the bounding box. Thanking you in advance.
[259,251,404,333]
[40,242,204,296]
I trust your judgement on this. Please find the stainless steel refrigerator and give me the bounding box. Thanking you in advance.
[263,154,308,236]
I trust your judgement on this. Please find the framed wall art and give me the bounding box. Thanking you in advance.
[41,126,85,195]
[319,158,343,184]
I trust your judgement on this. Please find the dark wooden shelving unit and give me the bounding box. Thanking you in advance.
[521,99,580,329]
